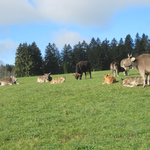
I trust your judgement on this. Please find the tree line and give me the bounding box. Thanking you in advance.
[14,33,150,77]
[0,62,15,79]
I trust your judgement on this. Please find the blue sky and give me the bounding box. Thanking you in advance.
[0,0,150,65]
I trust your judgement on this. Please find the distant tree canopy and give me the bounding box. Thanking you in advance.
[15,42,43,77]
[0,63,15,79]
[11,33,150,77]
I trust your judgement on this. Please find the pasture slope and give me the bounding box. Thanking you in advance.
[1,70,150,150]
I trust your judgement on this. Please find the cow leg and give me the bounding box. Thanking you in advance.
[111,69,113,76]
[85,72,86,79]
[114,71,115,77]
[89,71,92,78]
[141,72,146,88]
[80,73,83,80]
[147,74,149,86]
[116,70,119,77]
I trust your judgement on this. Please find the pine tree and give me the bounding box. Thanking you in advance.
[110,38,118,62]
[15,42,43,77]
[15,43,30,77]
[140,33,149,54]
[124,34,134,55]
[44,43,60,74]
[118,38,126,61]
[61,44,72,73]
[101,39,110,70]
[134,33,142,56]
[29,42,43,75]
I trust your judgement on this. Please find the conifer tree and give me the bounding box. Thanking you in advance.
[101,39,110,70]
[124,34,134,55]
[29,42,43,75]
[118,38,126,61]
[44,43,60,74]
[15,42,43,77]
[110,38,118,62]
[61,44,72,73]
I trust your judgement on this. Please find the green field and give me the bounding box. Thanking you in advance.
[1,69,150,150]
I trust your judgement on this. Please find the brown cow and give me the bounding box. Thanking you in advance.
[120,54,133,75]
[37,72,52,83]
[73,61,92,80]
[122,54,150,88]
[0,74,18,86]
[110,61,126,77]
[102,73,116,84]
[121,77,144,87]
[50,76,66,84]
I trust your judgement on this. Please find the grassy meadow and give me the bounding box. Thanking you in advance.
[1,69,150,149]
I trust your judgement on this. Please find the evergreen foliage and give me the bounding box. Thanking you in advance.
[44,43,60,74]
[15,42,43,77]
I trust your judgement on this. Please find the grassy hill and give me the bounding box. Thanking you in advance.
[1,69,150,149]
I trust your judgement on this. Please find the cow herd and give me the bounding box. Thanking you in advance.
[109,53,150,88]
[1,54,150,88]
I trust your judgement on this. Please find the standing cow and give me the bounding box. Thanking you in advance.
[122,54,150,88]
[0,74,18,86]
[37,72,52,83]
[110,61,125,77]
[73,61,92,80]
[120,54,133,75]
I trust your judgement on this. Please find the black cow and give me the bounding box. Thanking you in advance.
[73,61,92,80]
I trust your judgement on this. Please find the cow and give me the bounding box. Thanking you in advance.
[73,61,92,80]
[120,54,133,75]
[121,77,144,87]
[102,73,116,84]
[50,76,66,84]
[0,74,18,86]
[110,61,126,77]
[122,54,150,88]
[37,72,52,83]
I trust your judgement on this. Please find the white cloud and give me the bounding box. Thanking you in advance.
[53,29,89,49]
[0,39,19,56]
[0,0,150,27]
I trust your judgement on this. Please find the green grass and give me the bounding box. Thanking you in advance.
[1,70,150,150]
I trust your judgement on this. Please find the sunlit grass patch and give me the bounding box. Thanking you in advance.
[1,70,150,149]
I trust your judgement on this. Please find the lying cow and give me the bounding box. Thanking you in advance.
[0,74,18,86]
[74,61,92,80]
[110,61,126,77]
[50,76,66,84]
[102,73,116,84]
[121,77,144,87]
[37,72,52,83]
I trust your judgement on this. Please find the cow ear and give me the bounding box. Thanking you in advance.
[131,57,135,62]
[121,78,123,81]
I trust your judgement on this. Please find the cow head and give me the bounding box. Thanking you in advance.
[103,73,109,80]
[121,54,133,68]
[73,73,81,80]
[44,72,51,81]
[10,74,18,83]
